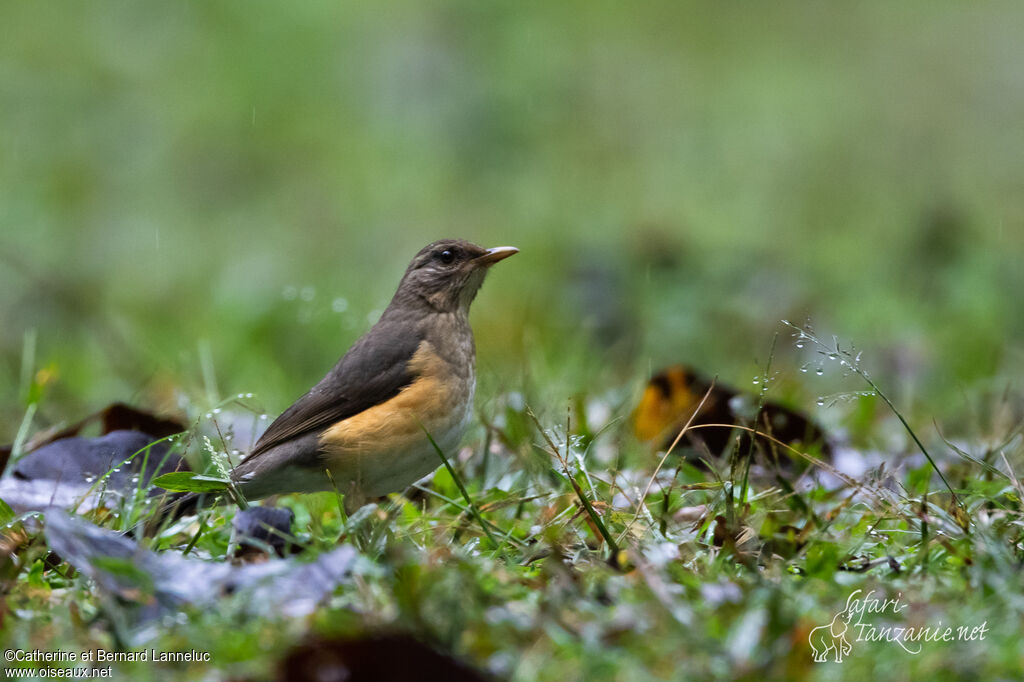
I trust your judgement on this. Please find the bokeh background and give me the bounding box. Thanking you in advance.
[2,2,1022,441]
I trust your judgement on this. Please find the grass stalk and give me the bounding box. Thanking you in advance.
[527,408,620,557]
[421,425,501,551]
[782,320,966,519]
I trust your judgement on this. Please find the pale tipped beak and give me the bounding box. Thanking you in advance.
[476,246,519,266]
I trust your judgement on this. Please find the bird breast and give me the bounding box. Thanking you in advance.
[318,340,475,496]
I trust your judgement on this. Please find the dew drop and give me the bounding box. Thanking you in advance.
[259,414,268,421]
[795,342,804,349]
[332,297,349,313]
[244,392,254,399]
[816,398,825,406]
[212,408,222,415]
[282,285,298,300]
[300,286,316,301]
[815,367,824,376]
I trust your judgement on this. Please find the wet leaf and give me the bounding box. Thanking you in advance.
[42,511,358,641]
[152,472,230,493]
[1,430,187,513]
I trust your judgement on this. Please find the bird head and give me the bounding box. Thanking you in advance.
[392,239,518,314]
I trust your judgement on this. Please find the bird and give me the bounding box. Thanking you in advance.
[157,239,517,523]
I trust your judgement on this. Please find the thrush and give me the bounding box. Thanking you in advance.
[160,239,517,521]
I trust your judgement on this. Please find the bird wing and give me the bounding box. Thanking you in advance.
[245,317,424,462]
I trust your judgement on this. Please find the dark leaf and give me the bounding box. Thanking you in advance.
[1,431,187,513]
[231,506,298,559]
[634,365,832,463]
[1,402,185,460]
[278,633,492,682]
[43,511,357,641]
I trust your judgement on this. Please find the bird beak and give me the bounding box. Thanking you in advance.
[476,246,519,266]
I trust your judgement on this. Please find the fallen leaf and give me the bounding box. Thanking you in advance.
[42,511,357,642]
[231,506,297,559]
[277,633,492,682]
[634,365,831,463]
[1,430,186,513]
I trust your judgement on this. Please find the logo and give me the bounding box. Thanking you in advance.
[809,589,988,662]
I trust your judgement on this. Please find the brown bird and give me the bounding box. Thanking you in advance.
[160,239,517,520]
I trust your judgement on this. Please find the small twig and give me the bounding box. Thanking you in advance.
[838,555,901,573]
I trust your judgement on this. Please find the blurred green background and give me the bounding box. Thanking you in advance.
[2,1,1022,439]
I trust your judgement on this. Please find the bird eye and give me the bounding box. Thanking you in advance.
[437,249,455,265]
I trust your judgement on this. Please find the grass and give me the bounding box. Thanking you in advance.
[1,2,1023,679]
[3,322,1023,680]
